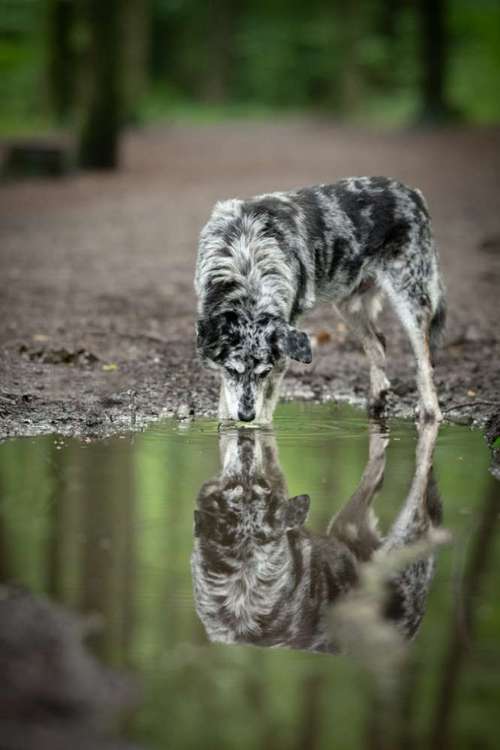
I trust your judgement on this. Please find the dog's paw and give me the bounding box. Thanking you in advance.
[368,390,390,419]
[417,406,443,424]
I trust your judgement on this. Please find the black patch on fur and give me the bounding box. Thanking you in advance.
[381,219,411,258]
[329,237,351,279]
[429,295,446,356]
[425,471,442,525]
[332,178,412,259]
[197,310,245,363]
[204,278,242,313]
[333,187,372,244]
[287,531,305,593]
[290,256,308,322]
[384,582,406,623]
[323,561,340,601]
[375,330,387,351]
[295,190,328,285]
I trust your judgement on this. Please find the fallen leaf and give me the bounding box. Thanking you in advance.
[314,330,332,345]
[102,363,118,372]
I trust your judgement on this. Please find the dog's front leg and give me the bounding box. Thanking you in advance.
[218,381,231,421]
[260,366,287,423]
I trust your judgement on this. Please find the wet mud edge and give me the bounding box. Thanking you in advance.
[1,333,499,446]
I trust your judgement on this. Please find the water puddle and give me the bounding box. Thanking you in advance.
[0,403,498,749]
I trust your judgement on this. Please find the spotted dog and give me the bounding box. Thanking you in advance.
[191,424,442,653]
[195,177,446,422]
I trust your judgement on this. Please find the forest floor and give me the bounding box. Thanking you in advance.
[1,119,499,441]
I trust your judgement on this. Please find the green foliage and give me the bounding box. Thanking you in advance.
[0,1,499,137]
[146,0,500,124]
[0,0,48,132]
[449,0,500,121]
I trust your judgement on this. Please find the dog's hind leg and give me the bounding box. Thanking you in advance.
[338,291,391,417]
[378,421,441,638]
[327,422,388,560]
[379,274,442,422]
[383,421,440,551]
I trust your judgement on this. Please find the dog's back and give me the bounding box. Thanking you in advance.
[196,177,440,312]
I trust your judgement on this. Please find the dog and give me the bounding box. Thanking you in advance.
[191,423,442,653]
[195,177,446,423]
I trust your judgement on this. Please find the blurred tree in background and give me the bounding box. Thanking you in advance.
[78,0,121,168]
[418,0,453,122]
[46,0,76,123]
[0,0,499,168]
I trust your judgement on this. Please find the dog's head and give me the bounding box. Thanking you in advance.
[194,430,310,551]
[196,310,312,422]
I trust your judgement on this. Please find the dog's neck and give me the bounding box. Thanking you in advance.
[198,206,304,322]
[193,532,294,642]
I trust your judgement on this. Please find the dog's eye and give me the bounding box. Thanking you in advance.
[225,365,240,377]
[257,366,272,379]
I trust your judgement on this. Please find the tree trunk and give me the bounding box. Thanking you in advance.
[330,0,363,117]
[122,0,151,123]
[378,0,401,43]
[78,0,122,169]
[46,0,76,123]
[418,0,453,122]
[200,0,237,104]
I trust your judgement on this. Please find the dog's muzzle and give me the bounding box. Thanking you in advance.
[238,406,256,422]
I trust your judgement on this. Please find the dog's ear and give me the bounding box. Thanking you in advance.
[285,327,312,364]
[269,319,312,364]
[285,494,310,529]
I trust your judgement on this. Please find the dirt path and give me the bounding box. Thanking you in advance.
[1,120,499,439]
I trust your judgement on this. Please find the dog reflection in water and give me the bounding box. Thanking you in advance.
[191,423,442,653]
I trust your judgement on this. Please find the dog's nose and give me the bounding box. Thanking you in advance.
[238,408,255,422]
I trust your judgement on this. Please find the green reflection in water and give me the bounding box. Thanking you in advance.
[0,403,498,750]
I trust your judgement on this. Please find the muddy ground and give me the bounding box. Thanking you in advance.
[0,120,499,441]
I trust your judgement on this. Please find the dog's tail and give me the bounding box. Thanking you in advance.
[429,282,447,359]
